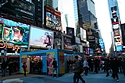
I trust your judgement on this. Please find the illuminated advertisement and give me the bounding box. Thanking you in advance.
[64,36,72,50]
[116,46,122,51]
[111,6,119,24]
[114,36,122,46]
[29,26,54,49]
[113,24,119,29]
[80,28,86,41]
[54,32,62,49]
[113,29,120,36]
[46,52,55,75]
[66,27,74,36]
[0,17,30,48]
[0,0,35,20]
[59,52,65,74]
[45,6,62,31]
[85,48,90,55]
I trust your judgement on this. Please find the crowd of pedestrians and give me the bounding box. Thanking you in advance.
[67,55,125,83]
[1,59,19,77]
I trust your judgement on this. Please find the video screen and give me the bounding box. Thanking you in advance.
[64,36,72,50]
[113,29,120,36]
[0,17,30,48]
[45,6,62,31]
[29,26,54,49]
[66,27,74,36]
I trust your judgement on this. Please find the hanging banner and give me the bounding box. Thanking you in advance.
[59,52,65,74]
[46,52,55,75]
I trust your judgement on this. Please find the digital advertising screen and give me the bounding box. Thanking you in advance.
[112,24,119,29]
[114,36,122,46]
[66,27,74,36]
[113,29,120,36]
[29,26,54,49]
[0,17,30,48]
[85,48,90,55]
[0,0,35,20]
[45,6,62,31]
[64,36,72,50]
[80,28,86,41]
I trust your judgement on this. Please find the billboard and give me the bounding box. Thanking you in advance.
[0,17,30,48]
[114,36,122,46]
[29,26,54,49]
[112,24,119,29]
[80,28,86,41]
[66,27,74,36]
[113,28,120,36]
[64,36,72,50]
[45,6,62,31]
[0,0,35,21]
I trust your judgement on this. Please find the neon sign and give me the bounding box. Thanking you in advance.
[0,40,21,52]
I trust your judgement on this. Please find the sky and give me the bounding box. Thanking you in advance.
[94,0,112,53]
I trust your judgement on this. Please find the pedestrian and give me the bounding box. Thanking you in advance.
[104,58,110,77]
[73,55,85,83]
[112,57,119,82]
[22,62,27,76]
[83,58,89,76]
[52,58,58,77]
[1,60,7,77]
[8,60,13,76]
[121,58,125,76]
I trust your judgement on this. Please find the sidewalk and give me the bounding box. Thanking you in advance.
[0,72,125,83]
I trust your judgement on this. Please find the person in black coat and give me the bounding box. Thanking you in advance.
[112,57,119,82]
[104,58,110,77]
[1,60,7,77]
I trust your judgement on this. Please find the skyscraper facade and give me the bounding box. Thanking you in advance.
[108,0,123,52]
[77,0,100,54]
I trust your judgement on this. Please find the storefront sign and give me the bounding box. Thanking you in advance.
[0,40,21,52]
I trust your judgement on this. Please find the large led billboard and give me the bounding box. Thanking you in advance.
[80,28,86,41]
[29,26,54,49]
[64,36,72,50]
[113,28,120,36]
[66,27,74,36]
[45,6,62,32]
[0,0,35,21]
[0,17,30,48]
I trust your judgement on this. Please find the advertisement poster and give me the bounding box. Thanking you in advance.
[64,36,72,50]
[59,52,65,74]
[46,52,55,75]
[45,6,62,31]
[66,27,74,36]
[0,17,30,48]
[29,26,54,49]
[21,55,28,73]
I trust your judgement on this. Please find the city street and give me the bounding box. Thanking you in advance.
[0,72,125,83]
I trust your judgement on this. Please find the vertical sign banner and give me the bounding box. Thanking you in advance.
[59,52,65,74]
[46,52,54,75]
[21,55,28,73]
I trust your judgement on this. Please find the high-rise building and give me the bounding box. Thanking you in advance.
[44,0,53,7]
[32,0,43,27]
[76,0,100,54]
[108,0,123,52]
